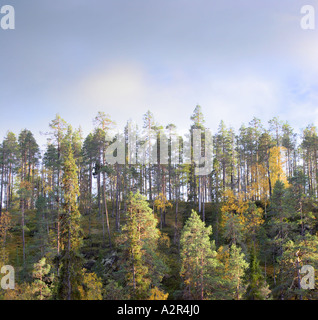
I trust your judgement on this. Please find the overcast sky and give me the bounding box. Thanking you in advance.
[0,0,318,148]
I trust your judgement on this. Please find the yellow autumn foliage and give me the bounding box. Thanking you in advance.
[154,193,173,212]
[221,189,264,236]
[268,146,289,188]
[148,286,169,300]
[78,269,103,300]
[221,190,248,229]
[247,163,270,200]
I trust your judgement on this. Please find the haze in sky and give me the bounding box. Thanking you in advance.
[0,0,318,148]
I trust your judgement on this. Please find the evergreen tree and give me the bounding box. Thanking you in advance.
[18,129,40,276]
[57,143,83,300]
[0,210,11,264]
[78,269,103,300]
[31,257,54,300]
[180,210,218,300]
[243,247,271,300]
[116,191,167,299]
[104,280,126,300]
[0,132,18,213]
[267,180,297,290]
[216,245,248,299]
[33,195,50,259]
[277,234,318,300]
[48,115,68,255]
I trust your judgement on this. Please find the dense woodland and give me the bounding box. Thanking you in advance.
[0,105,318,300]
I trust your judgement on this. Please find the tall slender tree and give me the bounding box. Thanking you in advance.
[57,143,83,300]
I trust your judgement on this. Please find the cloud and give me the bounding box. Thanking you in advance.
[76,62,147,110]
[52,60,284,136]
[206,76,280,116]
[60,63,190,126]
[1,0,318,147]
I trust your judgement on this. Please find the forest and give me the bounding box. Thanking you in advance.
[0,105,317,300]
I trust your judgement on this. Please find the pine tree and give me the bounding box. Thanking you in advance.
[215,121,233,192]
[267,180,297,288]
[18,129,40,276]
[94,111,116,236]
[180,210,218,300]
[222,212,244,246]
[188,105,206,210]
[78,269,103,300]
[243,247,271,300]
[57,143,83,300]
[31,257,54,300]
[154,192,172,229]
[48,115,68,255]
[116,191,167,299]
[104,280,126,300]
[143,110,157,201]
[33,195,49,259]
[216,245,248,299]
[0,210,11,264]
[278,234,318,300]
[0,132,18,214]
[242,202,264,249]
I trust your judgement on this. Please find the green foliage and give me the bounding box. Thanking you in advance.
[57,143,84,300]
[79,269,103,300]
[116,191,168,299]
[222,212,244,246]
[243,247,271,300]
[104,280,127,300]
[31,257,54,300]
[2,112,318,300]
[216,245,248,299]
[180,210,218,300]
[275,234,318,300]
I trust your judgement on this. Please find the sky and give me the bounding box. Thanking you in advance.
[0,0,318,149]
